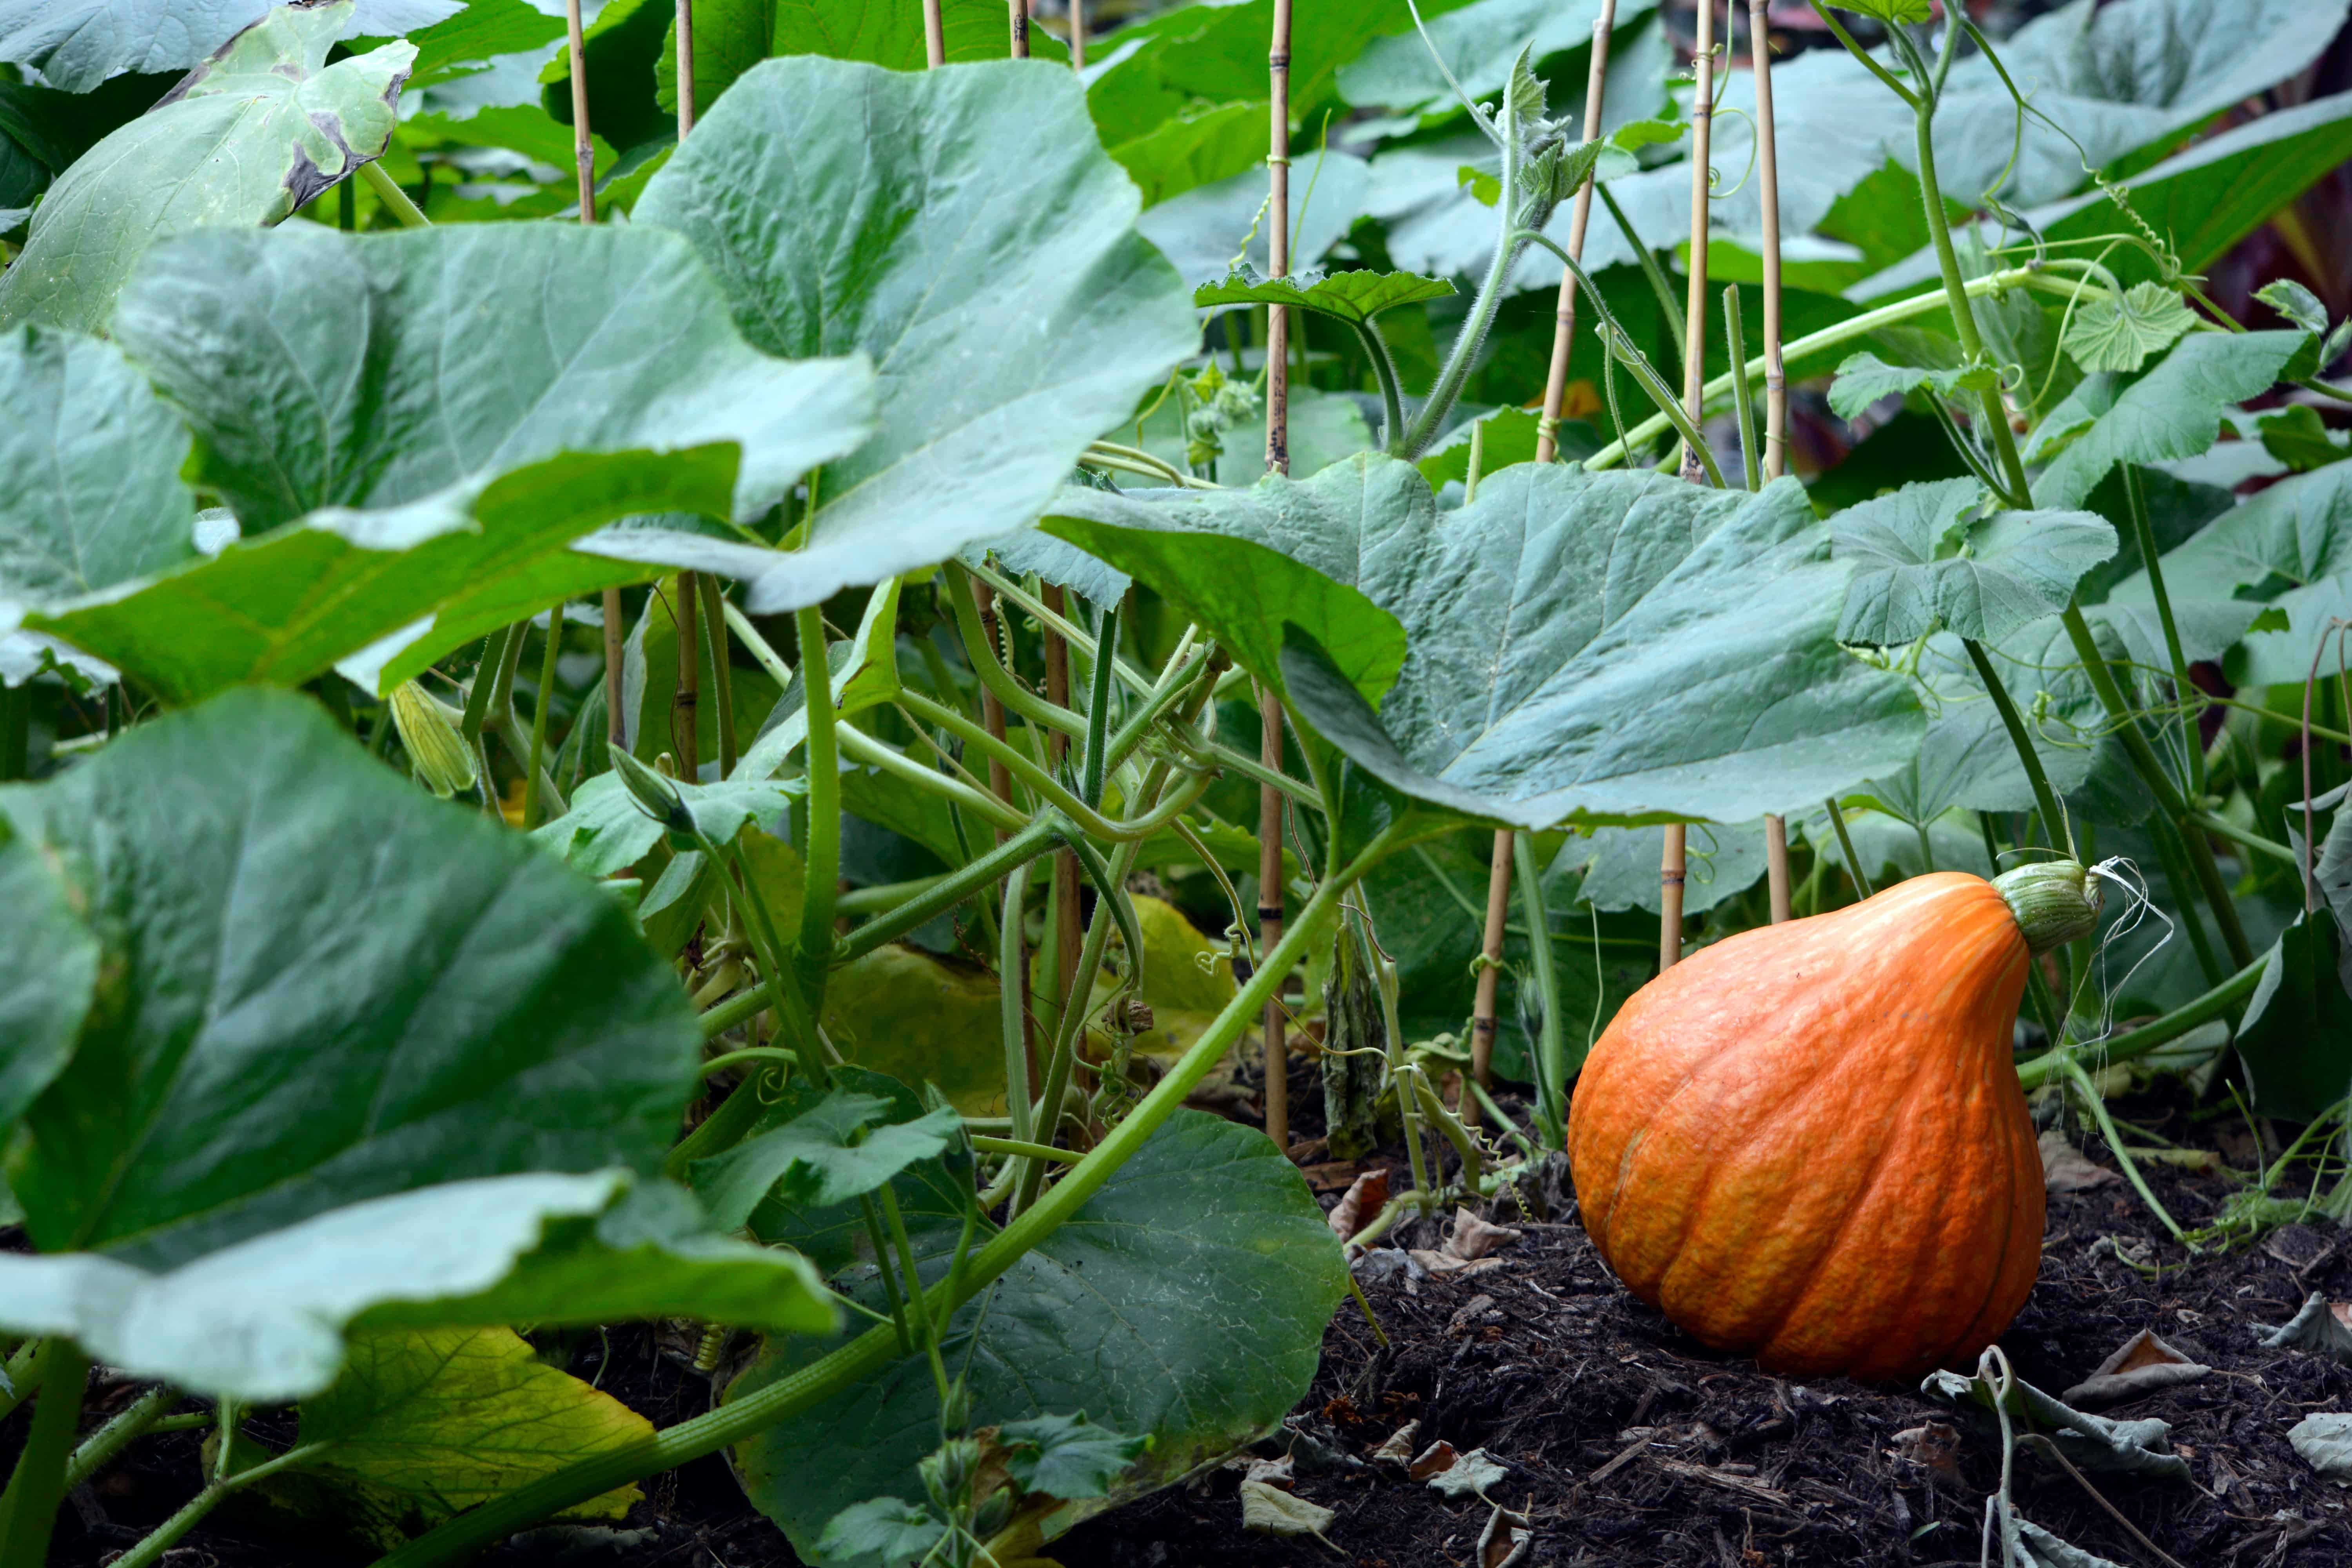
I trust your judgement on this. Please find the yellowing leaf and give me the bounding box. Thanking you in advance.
[823,945,1007,1116]
[268,1327,651,1548]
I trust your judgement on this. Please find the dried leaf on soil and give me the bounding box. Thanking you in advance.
[1889,1421,1964,1481]
[2040,1130,2123,1192]
[1423,1446,1510,1499]
[1239,1478,1335,1540]
[1477,1501,1533,1568]
[2257,1293,2352,1365]
[2061,1328,2212,1406]
[1328,1167,1390,1241]
[1445,1205,1522,1260]
[1922,1368,2192,1480]
[2288,1412,2352,1479]
[1371,1421,1419,1466]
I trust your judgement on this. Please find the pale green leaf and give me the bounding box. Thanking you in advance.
[1826,351,1996,420]
[1107,100,1265,209]
[819,1498,946,1566]
[0,813,96,1132]
[0,0,454,92]
[0,1171,832,1401]
[635,57,1195,615]
[2256,279,2331,336]
[1337,0,1659,118]
[2027,331,2309,509]
[688,1085,962,1232]
[1832,478,2118,644]
[1054,457,1924,829]
[2061,283,2198,374]
[533,771,806,879]
[0,4,414,334]
[30,223,873,702]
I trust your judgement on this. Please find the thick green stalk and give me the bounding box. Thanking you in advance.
[1724,287,1760,490]
[524,605,565,829]
[836,721,1026,834]
[1511,833,1568,1147]
[2056,605,2254,967]
[941,563,1087,739]
[1350,319,1408,453]
[1080,606,1119,807]
[64,1383,179,1491]
[0,1340,89,1563]
[698,574,739,779]
[371,822,1406,1568]
[1399,102,1528,459]
[1961,637,2067,840]
[2122,464,2207,799]
[998,858,1034,1146]
[359,160,428,227]
[1581,268,2049,472]
[795,606,842,1005]
[1826,800,1873,898]
[835,817,1061,964]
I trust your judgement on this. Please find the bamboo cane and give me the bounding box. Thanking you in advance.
[1661,0,1720,970]
[1259,0,1295,1152]
[1747,0,1792,923]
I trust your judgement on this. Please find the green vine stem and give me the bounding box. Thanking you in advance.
[997,852,1035,1148]
[1510,833,1568,1147]
[523,604,564,828]
[2121,465,2207,801]
[793,606,842,1003]
[2062,1054,2184,1241]
[897,690,1212,843]
[372,820,1408,1568]
[0,1338,44,1425]
[1579,266,2052,472]
[0,1339,89,1563]
[2013,954,2265,1092]
[108,1440,333,1568]
[1960,637,2067,840]
[2143,808,2224,987]
[358,160,428,228]
[64,1383,181,1492]
[942,563,1088,740]
[1824,799,1873,898]
[835,721,1025,835]
[833,817,1063,965]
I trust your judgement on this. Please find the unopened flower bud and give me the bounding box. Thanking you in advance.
[389,681,476,799]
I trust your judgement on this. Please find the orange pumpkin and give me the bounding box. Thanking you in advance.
[1566,863,2100,1381]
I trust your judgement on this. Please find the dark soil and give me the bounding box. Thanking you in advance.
[24,1078,2352,1568]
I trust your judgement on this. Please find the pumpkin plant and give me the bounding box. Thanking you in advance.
[0,0,2349,1563]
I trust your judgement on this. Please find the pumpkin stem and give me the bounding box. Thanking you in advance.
[1993,860,2103,955]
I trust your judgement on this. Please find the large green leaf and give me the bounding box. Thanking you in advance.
[265,1325,649,1546]
[393,0,562,91]
[1337,0,1657,120]
[1055,458,1924,830]
[2127,460,2352,686]
[0,1171,832,1401]
[0,0,454,92]
[2235,913,2352,1123]
[0,4,414,335]
[1832,478,2118,644]
[0,688,701,1267]
[730,1110,1347,1557]
[0,324,198,685]
[533,770,804,879]
[2026,331,2308,509]
[0,326,194,609]
[1856,88,2352,302]
[29,223,874,702]
[1107,99,1264,209]
[632,58,1194,615]
[0,812,95,1132]
[1042,459,1413,708]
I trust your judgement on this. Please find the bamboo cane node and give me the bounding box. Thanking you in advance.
[1661,871,1686,886]
[1471,1014,1497,1038]
[1256,905,1284,924]
[1266,153,1292,167]
[1536,414,1559,436]
[1268,51,1290,67]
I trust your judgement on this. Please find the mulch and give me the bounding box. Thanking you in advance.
[26,1079,2352,1567]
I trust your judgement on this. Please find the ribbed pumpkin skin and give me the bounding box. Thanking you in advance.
[1566,873,2044,1381]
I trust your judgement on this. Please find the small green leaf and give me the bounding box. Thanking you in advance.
[2258,405,2352,472]
[996,1413,1151,1502]
[1456,164,1501,208]
[535,772,806,878]
[1835,1,1935,24]
[267,1326,652,1547]
[0,4,414,335]
[2061,283,2199,374]
[1194,265,1456,328]
[1610,116,1686,150]
[2257,279,2331,335]
[1827,350,1996,420]
[818,1497,947,1566]
[688,1086,962,1231]
[1832,478,2119,644]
